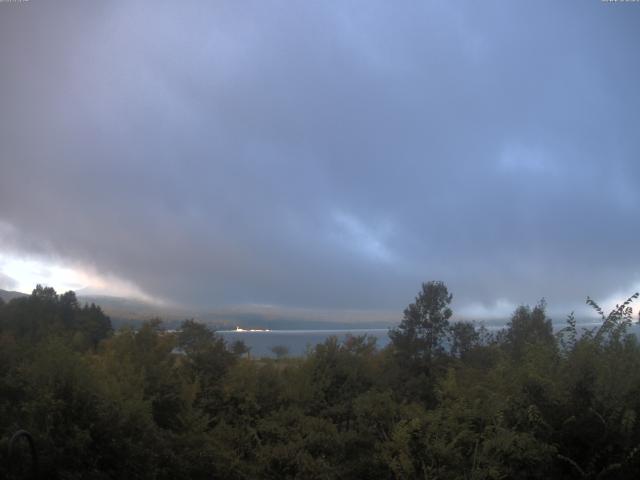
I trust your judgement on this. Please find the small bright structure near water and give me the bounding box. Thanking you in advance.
[234,326,272,332]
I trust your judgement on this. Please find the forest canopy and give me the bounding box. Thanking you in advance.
[1,283,640,479]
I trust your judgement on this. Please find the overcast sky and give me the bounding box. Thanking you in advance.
[1,1,639,320]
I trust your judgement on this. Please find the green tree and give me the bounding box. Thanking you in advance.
[389,281,453,363]
[450,320,480,360]
[503,301,555,359]
[387,282,453,404]
[177,319,239,415]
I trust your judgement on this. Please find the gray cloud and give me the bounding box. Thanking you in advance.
[0,272,17,291]
[1,1,639,317]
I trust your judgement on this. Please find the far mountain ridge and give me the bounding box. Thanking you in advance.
[0,288,28,303]
[1,288,601,332]
[0,288,393,330]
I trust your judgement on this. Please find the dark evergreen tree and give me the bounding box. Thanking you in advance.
[450,320,480,359]
[504,300,555,358]
[387,281,453,404]
[389,281,453,363]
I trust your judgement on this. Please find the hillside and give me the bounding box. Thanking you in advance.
[0,288,27,303]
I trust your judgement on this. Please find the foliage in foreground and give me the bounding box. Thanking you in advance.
[1,283,640,479]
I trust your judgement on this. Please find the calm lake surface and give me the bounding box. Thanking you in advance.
[218,322,640,358]
[218,328,391,357]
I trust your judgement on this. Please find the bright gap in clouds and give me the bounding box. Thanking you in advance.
[0,252,158,303]
[597,284,640,319]
[456,299,517,322]
[331,212,395,264]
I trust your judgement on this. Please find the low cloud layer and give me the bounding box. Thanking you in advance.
[0,272,17,291]
[1,1,639,318]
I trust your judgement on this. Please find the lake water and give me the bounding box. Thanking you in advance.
[218,328,391,358]
[218,322,640,358]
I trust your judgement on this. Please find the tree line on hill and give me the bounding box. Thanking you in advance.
[1,282,640,479]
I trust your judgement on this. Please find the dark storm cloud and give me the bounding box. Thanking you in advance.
[1,1,639,315]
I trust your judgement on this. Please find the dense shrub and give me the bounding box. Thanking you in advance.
[1,284,640,479]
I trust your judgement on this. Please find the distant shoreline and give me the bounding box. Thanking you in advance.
[218,328,390,334]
